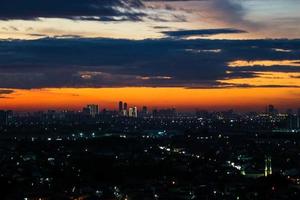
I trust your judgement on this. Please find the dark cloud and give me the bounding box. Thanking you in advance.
[0,89,14,98]
[0,0,264,26]
[0,0,144,21]
[0,38,300,89]
[162,28,246,38]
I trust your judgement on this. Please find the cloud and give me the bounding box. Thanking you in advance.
[0,0,263,26]
[162,28,246,38]
[0,89,14,98]
[0,38,299,89]
[146,0,261,29]
[0,0,145,21]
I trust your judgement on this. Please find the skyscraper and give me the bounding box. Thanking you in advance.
[140,106,148,117]
[128,106,138,118]
[264,156,272,177]
[133,106,138,118]
[119,101,123,112]
[0,110,13,125]
[124,102,128,111]
[297,108,300,129]
[267,105,277,115]
[128,107,133,117]
[86,104,99,117]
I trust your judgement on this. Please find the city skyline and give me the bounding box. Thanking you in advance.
[0,87,300,112]
[1,98,299,115]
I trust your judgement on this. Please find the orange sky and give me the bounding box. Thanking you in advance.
[1,87,299,112]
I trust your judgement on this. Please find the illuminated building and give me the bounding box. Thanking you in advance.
[83,104,99,117]
[119,101,129,117]
[0,110,13,125]
[121,109,128,117]
[128,106,138,118]
[264,156,272,177]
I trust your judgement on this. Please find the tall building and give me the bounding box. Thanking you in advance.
[264,156,272,177]
[121,109,128,117]
[297,108,300,128]
[287,115,300,130]
[124,102,128,111]
[128,108,133,117]
[0,110,13,125]
[119,101,123,112]
[140,106,148,117]
[84,104,99,117]
[267,105,278,115]
[128,106,138,118]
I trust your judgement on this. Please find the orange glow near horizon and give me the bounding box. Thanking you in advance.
[0,87,299,112]
[220,72,300,87]
[228,60,300,67]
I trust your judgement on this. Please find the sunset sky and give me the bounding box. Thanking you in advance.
[0,0,300,112]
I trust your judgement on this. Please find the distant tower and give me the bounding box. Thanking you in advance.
[128,107,134,117]
[119,101,123,112]
[128,106,138,118]
[297,116,300,129]
[124,103,128,111]
[264,155,272,177]
[141,106,148,117]
[268,105,275,114]
[86,104,99,117]
[0,110,13,125]
[133,106,138,118]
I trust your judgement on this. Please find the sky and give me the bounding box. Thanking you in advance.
[0,0,300,112]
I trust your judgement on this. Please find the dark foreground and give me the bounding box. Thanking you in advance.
[0,130,300,200]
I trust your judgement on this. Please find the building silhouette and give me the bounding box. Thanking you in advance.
[119,101,123,112]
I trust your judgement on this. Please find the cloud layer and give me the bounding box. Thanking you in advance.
[0,0,144,21]
[162,28,246,38]
[0,37,299,89]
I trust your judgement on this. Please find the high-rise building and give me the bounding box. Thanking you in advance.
[84,104,99,117]
[133,106,138,118]
[264,156,272,177]
[119,101,123,112]
[124,102,128,111]
[121,109,128,117]
[128,108,133,117]
[297,108,300,129]
[128,106,138,118]
[267,105,278,115]
[140,106,148,117]
[0,110,13,125]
